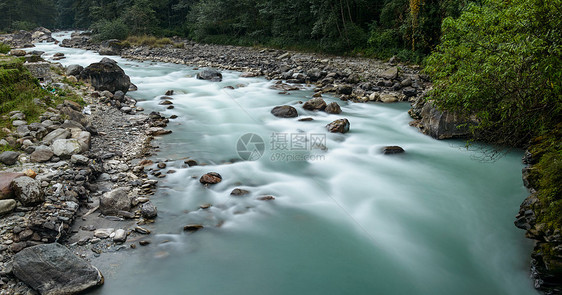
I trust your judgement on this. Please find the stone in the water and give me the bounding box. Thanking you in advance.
[0,199,16,215]
[302,97,327,111]
[146,127,172,136]
[324,102,342,114]
[141,201,158,219]
[230,188,250,196]
[139,240,151,246]
[11,176,44,206]
[382,146,405,154]
[200,172,222,185]
[196,69,222,82]
[79,58,131,94]
[165,90,174,95]
[326,119,350,133]
[200,203,211,209]
[12,243,104,295]
[157,162,167,169]
[159,100,173,105]
[184,159,198,166]
[183,224,204,232]
[0,151,19,165]
[298,117,314,122]
[99,187,131,216]
[258,195,276,201]
[271,105,298,118]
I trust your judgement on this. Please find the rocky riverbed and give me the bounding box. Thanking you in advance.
[0,32,177,293]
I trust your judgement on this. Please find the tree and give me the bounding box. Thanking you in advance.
[424,0,562,146]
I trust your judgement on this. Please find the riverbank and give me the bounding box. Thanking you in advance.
[0,44,174,293]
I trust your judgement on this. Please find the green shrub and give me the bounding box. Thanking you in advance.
[91,19,130,42]
[0,43,10,54]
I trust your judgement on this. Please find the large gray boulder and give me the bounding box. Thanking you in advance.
[0,199,16,215]
[100,188,131,215]
[0,151,19,165]
[11,176,44,206]
[98,39,123,55]
[52,139,82,158]
[66,64,84,77]
[196,69,222,82]
[417,101,471,139]
[12,243,104,295]
[30,145,54,163]
[79,58,131,94]
[42,128,71,145]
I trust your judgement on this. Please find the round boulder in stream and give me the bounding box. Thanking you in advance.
[79,58,131,94]
[196,69,223,82]
[200,172,222,185]
[324,102,342,114]
[303,97,327,111]
[326,119,350,133]
[382,146,405,154]
[271,105,298,118]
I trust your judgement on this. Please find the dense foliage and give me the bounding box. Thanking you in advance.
[0,0,474,58]
[424,0,562,147]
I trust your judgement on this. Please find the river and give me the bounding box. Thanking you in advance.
[28,32,538,295]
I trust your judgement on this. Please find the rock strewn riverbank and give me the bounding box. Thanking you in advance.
[0,50,173,293]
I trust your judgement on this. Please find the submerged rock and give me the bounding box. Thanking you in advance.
[382,146,405,154]
[271,105,298,118]
[183,224,204,232]
[196,69,222,82]
[326,119,350,133]
[230,188,250,196]
[12,243,104,295]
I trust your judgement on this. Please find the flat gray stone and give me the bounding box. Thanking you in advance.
[12,243,104,295]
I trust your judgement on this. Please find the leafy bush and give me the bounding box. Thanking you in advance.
[91,19,129,41]
[0,43,10,54]
[424,0,562,147]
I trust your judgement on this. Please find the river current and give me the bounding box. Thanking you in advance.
[28,32,538,295]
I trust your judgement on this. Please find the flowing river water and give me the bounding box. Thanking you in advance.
[29,32,538,295]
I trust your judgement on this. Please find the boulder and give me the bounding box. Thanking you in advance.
[11,176,44,206]
[417,101,472,139]
[380,94,399,103]
[0,172,26,200]
[324,102,342,114]
[380,67,398,80]
[52,139,82,158]
[0,199,16,215]
[382,146,405,154]
[99,39,123,55]
[70,154,89,165]
[12,243,104,295]
[196,69,222,82]
[0,151,19,165]
[66,64,84,77]
[99,188,131,215]
[140,201,158,219]
[230,188,250,196]
[303,98,327,111]
[113,229,127,243]
[80,59,131,94]
[271,105,298,118]
[42,128,71,145]
[30,145,54,163]
[200,172,222,185]
[336,85,353,95]
[326,119,350,133]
